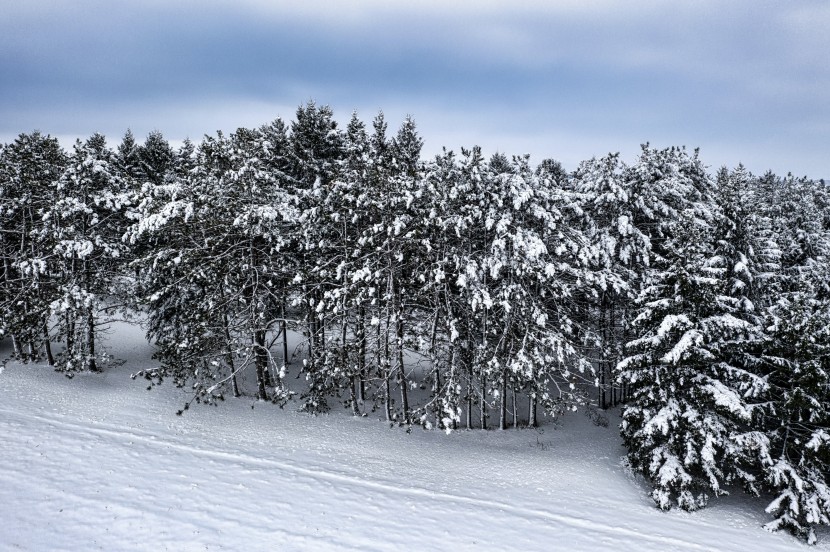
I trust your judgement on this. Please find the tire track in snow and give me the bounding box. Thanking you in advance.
[2,408,717,551]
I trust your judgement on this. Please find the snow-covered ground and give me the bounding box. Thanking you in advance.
[0,322,823,551]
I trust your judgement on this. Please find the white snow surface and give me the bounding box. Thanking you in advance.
[1,322,823,551]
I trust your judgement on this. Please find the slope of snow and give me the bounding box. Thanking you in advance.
[0,322,822,551]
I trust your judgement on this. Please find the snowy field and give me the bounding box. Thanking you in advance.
[0,321,824,551]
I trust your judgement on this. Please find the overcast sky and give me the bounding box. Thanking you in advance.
[2,1,828,177]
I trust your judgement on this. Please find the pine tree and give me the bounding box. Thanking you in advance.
[44,133,129,373]
[619,149,767,511]
[758,288,830,544]
[419,147,467,430]
[129,124,297,405]
[137,130,175,186]
[289,102,345,412]
[481,153,591,429]
[115,129,142,182]
[573,152,649,408]
[325,111,373,415]
[0,131,66,363]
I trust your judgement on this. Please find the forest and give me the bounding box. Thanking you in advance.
[2,101,829,545]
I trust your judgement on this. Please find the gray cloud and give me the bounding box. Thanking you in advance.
[1,1,827,177]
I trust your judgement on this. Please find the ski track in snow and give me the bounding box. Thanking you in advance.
[0,323,823,551]
[3,408,716,551]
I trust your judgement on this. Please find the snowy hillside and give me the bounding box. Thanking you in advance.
[0,322,821,551]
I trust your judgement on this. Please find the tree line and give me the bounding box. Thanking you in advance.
[1,102,829,544]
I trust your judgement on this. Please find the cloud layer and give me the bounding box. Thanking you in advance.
[2,1,828,177]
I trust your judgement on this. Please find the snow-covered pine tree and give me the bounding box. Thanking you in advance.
[0,132,66,364]
[573,153,649,408]
[619,148,767,511]
[320,111,373,415]
[120,131,178,308]
[115,129,142,183]
[174,138,197,179]
[745,172,830,543]
[254,117,299,389]
[127,142,221,397]
[129,123,297,405]
[112,129,147,302]
[43,133,129,373]
[713,165,780,309]
[289,102,345,412]
[769,174,830,297]
[418,147,467,430]
[348,112,398,420]
[137,130,175,187]
[536,158,569,188]
[480,153,592,429]
[757,285,830,545]
[431,146,491,429]
[383,115,425,424]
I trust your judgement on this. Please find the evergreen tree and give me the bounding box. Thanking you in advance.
[619,149,767,511]
[479,153,590,429]
[289,102,345,412]
[115,129,142,182]
[0,131,66,363]
[44,133,129,372]
[573,152,649,408]
[137,130,175,186]
[129,124,297,405]
[321,111,373,415]
[758,288,830,544]
[419,147,467,430]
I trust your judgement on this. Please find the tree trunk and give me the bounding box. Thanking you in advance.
[318,304,326,358]
[528,393,538,428]
[396,309,409,424]
[512,387,518,428]
[465,356,473,430]
[345,314,359,417]
[305,290,317,393]
[610,300,618,407]
[384,370,392,422]
[11,334,22,360]
[357,306,366,404]
[43,320,54,366]
[281,297,289,368]
[222,311,239,398]
[349,375,360,416]
[383,308,392,422]
[28,339,37,362]
[65,311,74,362]
[499,370,507,430]
[621,304,630,404]
[429,306,440,400]
[464,323,473,430]
[374,317,382,400]
[599,362,606,409]
[86,308,97,372]
[480,376,488,430]
[599,300,607,410]
[450,354,458,430]
[20,307,33,362]
[431,318,442,429]
[254,329,269,401]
